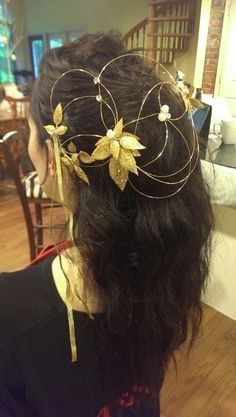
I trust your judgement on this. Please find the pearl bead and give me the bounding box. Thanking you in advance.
[158,113,167,122]
[107,129,115,139]
[161,104,169,114]
[93,77,100,85]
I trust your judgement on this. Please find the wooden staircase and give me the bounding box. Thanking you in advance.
[122,0,196,64]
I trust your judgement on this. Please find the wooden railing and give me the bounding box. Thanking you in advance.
[147,0,196,63]
[122,18,148,51]
[122,0,196,64]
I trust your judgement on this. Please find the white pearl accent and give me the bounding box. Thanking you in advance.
[160,104,169,114]
[158,113,167,122]
[158,104,171,122]
[93,76,100,85]
[96,95,102,102]
[107,129,116,139]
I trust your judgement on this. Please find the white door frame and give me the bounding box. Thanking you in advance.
[214,0,235,97]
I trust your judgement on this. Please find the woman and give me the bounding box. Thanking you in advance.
[0,34,213,417]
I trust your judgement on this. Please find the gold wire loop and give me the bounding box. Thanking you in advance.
[46,52,198,199]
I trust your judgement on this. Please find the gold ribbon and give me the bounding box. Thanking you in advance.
[53,133,78,363]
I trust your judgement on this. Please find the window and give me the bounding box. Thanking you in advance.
[29,36,44,78]
[29,27,86,79]
[0,0,14,84]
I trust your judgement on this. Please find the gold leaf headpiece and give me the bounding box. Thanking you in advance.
[45,53,199,200]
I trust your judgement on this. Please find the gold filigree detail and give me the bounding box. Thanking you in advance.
[79,118,145,191]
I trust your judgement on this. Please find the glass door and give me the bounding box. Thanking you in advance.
[29,35,44,78]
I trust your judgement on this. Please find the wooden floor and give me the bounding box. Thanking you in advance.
[161,304,236,417]
[0,190,31,270]
[0,191,235,416]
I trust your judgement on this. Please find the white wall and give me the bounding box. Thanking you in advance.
[172,0,203,85]
[215,0,236,98]
[193,0,212,89]
[22,0,147,36]
[86,0,147,34]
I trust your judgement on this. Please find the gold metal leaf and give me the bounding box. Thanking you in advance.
[95,136,110,147]
[61,156,71,167]
[44,125,55,135]
[114,118,123,138]
[132,150,141,157]
[189,97,205,109]
[120,135,146,150]
[53,103,63,126]
[119,148,138,175]
[110,140,120,159]
[109,158,128,191]
[68,141,77,153]
[56,125,67,136]
[79,151,94,164]
[74,165,89,185]
[61,157,74,174]
[182,95,192,113]
[92,144,111,161]
[71,153,78,163]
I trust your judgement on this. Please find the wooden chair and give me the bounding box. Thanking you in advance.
[4,95,30,132]
[1,130,62,261]
[0,94,30,177]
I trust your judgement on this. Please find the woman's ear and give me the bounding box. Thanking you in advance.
[45,139,56,176]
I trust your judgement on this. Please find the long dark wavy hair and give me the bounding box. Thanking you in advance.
[30,34,214,405]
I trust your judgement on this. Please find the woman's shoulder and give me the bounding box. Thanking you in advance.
[0,256,62,351]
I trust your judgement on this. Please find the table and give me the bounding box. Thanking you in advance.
[206,134,236,169]
[214,143,236,169]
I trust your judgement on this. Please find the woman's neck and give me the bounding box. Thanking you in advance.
[51,250,105,313]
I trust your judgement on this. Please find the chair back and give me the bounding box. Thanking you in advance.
[1,131,36,259]
[5,95,30,131]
